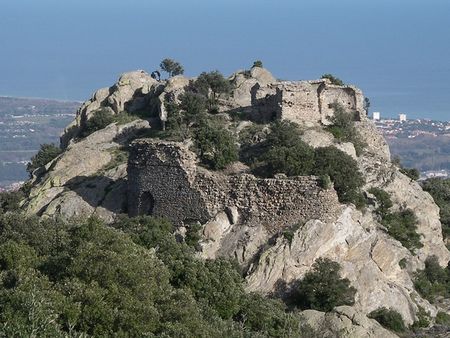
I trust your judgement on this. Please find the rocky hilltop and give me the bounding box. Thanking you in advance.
[22,67,450,336]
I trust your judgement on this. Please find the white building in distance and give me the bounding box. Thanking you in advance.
[399,113,407,122]
[373,112,380,120]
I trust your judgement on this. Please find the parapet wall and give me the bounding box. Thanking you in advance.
[128,140,340,230]
[248,79,365,126]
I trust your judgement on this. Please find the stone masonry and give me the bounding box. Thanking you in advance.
[128,140,340,231]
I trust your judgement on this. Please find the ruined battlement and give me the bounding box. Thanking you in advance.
[249,79,365,126]
[128,140,340,230]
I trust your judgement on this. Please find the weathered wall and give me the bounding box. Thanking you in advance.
[237,78,365,127]
[128,140,340,230]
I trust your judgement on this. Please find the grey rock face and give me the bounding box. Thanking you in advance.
[24,67,450,327]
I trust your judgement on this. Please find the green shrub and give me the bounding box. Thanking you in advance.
[252,60,263,68]
[368,187,393,215]
[399,258,407,269]
[414,255,449,302]
[0,190,24,213]
[400,167,420,181]
[314,146,366,208]
[381,209,423,253]
[194,118,238,170]
[321,74,344,86]
[26,143,61,175]
[160,58,184,77]
[436,311,450,325]
[368,307,406,333]
[282,222,303,246]
[247,121,315,177]
[82,108,115,137]
[185,222,202,249]
[194,71,232,111]
[318,175,332,189]
[294,258,356,312]
[411,306,430,329]
[422,178,450,240]
[326,103,366,155]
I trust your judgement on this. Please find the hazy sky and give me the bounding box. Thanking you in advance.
[1,0,449,119]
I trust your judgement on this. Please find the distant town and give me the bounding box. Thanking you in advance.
[372,112,450,180]
[1,97,450,190]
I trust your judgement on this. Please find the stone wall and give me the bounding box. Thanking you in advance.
[243,79,365,126]
[128,140,340,230]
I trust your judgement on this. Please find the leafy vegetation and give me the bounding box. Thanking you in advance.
[0,212,324,337]
[194,71,233,112]
[414,255,449,302]
[368,188,423,253]
[368,187,393,215]
[252,60,263,68]
[400,167,420,181]
[381,209,422,253]
[194,117,239,170]
[314,146,366,208]
[240,121,366,208]
[326,102,366,155]
[368,307,406,333]
[422,177,450,241]
[294,258,356,312]
[26,143,61,176]
[0,190,24,213]
[160,58,184,77]
[436,311,450,325]
[321,74,344,86]
[81,108,115,137]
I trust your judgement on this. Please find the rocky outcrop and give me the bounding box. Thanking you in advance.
[61,70,160,148]
[301,306,398,338]
[23,67,450,328]
[25,119,150,222]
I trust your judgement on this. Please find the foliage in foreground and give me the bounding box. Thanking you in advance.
[241,121,366,208]
[414,255,450,302]
[294,258,356,312]
[321,74,344,86]
[368,307,406,333]
[422,177,450,241]
[0,213,319,337]
[369,188,423,253]
[26,143,61,176]
[326,102,366,155]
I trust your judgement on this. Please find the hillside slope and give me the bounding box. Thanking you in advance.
[21,67,450,335]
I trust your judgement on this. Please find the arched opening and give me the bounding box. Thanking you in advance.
[139,191,155,215]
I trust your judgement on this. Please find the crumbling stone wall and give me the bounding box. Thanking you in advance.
[128,140,341,229]
[245,79,365,126]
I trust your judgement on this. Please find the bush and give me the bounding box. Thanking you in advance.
[82,108,115,137]
[26,143,61,175]
[194,118,238,170]
[248,121,315,177]
[321,74,344,86]
[326,103,366,155]
[252,60,263,68]
[0,190,24,213]
[421,178,450,240]
[414,255,449,302]
[194,71,232,111]
[400,167,420,181]
[436,311,450,325]
[314,146,366,208]
[368,187,393,215]
[368,307,406,333]
[294,258,356,312]
[381,209,423,253]
[160,58,184,77]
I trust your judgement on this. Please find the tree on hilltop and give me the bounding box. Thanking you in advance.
[160,58,184,77]
[321,74,344,86]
